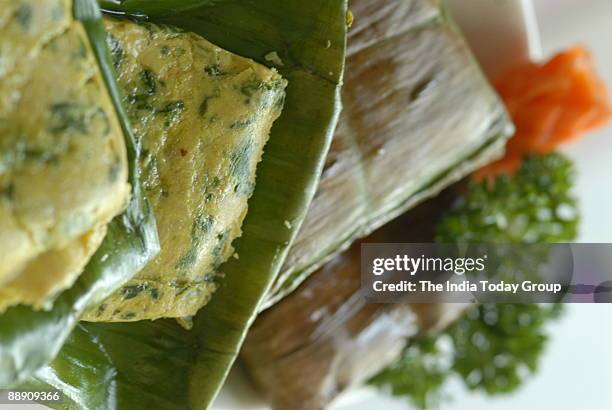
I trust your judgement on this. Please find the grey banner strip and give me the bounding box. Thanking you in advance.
[361,243,612,303]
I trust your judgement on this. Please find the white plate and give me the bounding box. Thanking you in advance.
[445,0,540,77]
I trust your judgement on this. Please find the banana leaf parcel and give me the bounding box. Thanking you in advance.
[0,0,159,387]
[12,0,348,408]
[243,190,468,410]
[264,0,513,307]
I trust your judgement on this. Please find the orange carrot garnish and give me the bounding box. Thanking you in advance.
[474,45,612,181]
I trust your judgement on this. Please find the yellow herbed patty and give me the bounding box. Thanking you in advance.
[0,0,130,312]
[83,18,286,322]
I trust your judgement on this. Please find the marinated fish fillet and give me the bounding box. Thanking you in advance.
[0,0,130,312]
[84,19,286,322]
[266,0,513,306]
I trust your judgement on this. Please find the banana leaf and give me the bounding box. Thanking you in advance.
[264,0,514,307]
[243,189,467,410]
[27,0,347,408]
[0,0,159,388]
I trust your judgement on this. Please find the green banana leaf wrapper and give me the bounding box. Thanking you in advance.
[243,188,467,410]
[264,0,514,307]
[24,0,348,408]
[0,0,160,388]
